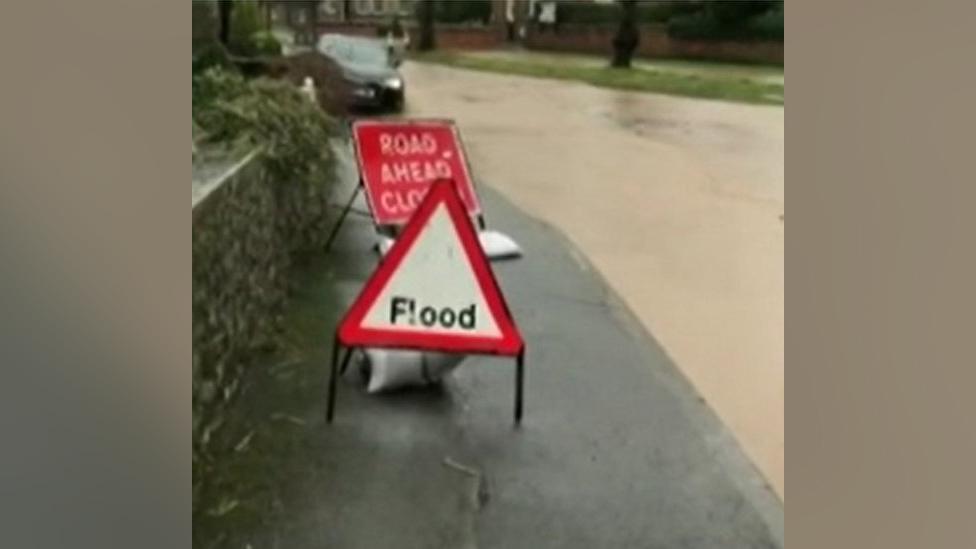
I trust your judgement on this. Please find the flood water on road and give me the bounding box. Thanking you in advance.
[401,61,785,498]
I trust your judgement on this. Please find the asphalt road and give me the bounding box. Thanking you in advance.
[260,142,783,548]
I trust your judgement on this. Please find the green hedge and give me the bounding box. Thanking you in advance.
[435,0,492,24]
[668,3,783,42]
[250,31,282,56]
[192,68,334,184]
[552,1,782,43]
[555,1,701,26]
[193,42,235,75]
[227,0,265,56]
[746,5,784,42]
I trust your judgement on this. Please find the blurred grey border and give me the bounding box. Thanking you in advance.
[1,1,976,548]
[0,1,188,548]
[789,0,976,548]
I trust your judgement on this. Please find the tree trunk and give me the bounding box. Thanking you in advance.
[308,1,319,47]
[217,0,234,46]
[417,0,436,51]
[611,0,639,68]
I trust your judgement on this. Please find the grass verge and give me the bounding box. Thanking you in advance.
[193,253,339,548]
[412,51,784,106]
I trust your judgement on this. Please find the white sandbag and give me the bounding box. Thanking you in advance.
[363,348,465,394]
[376,230,521,260]
[478,230,522,259]
[376,235,395,256]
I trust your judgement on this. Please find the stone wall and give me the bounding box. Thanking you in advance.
[192,147,335,441]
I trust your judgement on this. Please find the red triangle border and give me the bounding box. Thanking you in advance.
[337,179,524,356]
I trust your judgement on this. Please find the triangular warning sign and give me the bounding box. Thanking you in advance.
[338,179,524,356]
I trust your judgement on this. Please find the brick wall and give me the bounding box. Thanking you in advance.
[526,24,783,65]
[666,38,783,65]
[425,26,505,50]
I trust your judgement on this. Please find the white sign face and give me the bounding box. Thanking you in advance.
[338,179,523,355]
[361,203,501,338]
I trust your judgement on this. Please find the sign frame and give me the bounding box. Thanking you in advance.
[327,179,525,425]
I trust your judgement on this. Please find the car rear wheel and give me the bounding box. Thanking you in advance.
[388,95,405,113]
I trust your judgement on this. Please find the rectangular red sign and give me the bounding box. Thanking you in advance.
[352,119,482,226]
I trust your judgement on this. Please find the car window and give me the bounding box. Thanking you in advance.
[323,39,388,67]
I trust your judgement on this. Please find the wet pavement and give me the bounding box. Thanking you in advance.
[401,61,785,498]
[248,139,783,547]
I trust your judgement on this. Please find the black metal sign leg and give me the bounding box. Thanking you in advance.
[514,349,525,426]
[327,341,354,424]
[323,184,363,254]
[327,339,341,424]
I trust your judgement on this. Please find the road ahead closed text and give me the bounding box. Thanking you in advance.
[353,120,482,226]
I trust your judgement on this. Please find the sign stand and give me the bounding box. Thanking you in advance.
[322,182,364,254]
[327,179,526,425]
[327,338,525,425]
[324,119,488,253]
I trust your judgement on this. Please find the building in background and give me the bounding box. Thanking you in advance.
[269,0,415,26]
[263,0,532,50]
[490,0,532,41]
[346,0,415,20]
